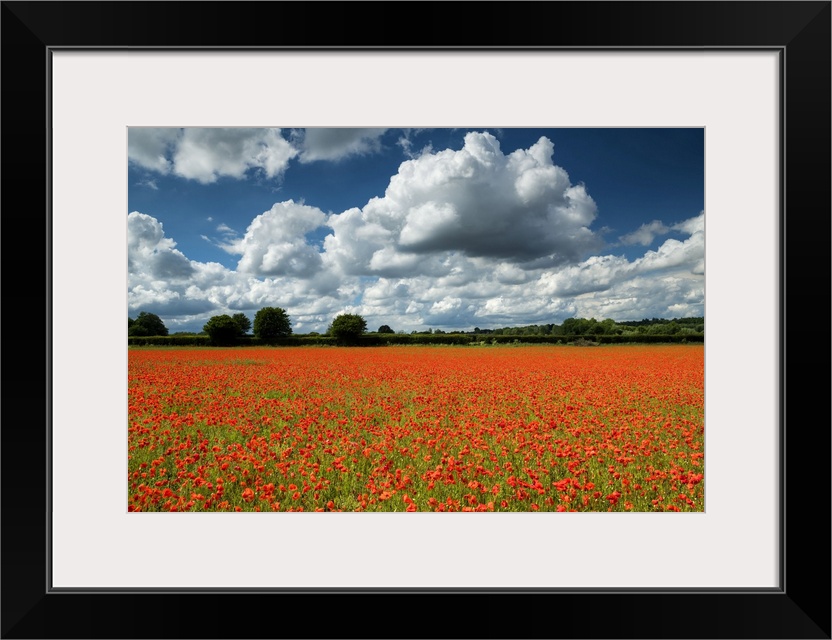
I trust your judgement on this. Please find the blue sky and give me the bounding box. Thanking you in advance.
[128,128,704,334]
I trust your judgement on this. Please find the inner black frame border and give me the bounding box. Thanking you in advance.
[2,2,829,638]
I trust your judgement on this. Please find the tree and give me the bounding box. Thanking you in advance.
[203,315,241,345]
[377,324,394,334]
[560,318,581,336]
[664,321,680,335]
[328,313,367,342]
[231,313,252,336]
[253,307,292,341]
[647,323,668,335]
[129,311,168,336]
[600,318,618,335]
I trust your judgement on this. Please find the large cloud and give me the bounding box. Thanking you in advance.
[128,211,194,281]
[128,128,298,183]
[323,132,603,278]
[172,128,297,183]
[224,201,329,278]
[538,212,704,296]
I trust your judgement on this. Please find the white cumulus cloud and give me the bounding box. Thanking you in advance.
[128,211,194,281]
[225,201,329,278]
[128,128,298,184]
[172,128,297,183]
[321,132,603,279]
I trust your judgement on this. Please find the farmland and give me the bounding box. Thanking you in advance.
[128,345,704,512]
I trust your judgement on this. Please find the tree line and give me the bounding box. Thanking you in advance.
[473,316,704,337]
[129,309,703,346]
[129,308,370,345]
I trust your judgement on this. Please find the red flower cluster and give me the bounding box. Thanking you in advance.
[128,345,704,512]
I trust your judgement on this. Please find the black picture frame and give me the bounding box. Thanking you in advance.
[2,2,829,638]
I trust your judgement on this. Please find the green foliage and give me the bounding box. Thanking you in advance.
[484,335,561,345]
[377,324,395,334]
[203,315,241,345]
[328,314,367,342]
[257,335,336,347]
[594,333,703,344]
[231,313,252,336]
[253,307,292,341]
[374,334,465,345]
[495,316,702,338]
[128,335,211,346]
[127,332,702,348]
[128,311,168,337]
[402,334,470,345]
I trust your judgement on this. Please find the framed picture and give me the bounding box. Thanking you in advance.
[3,1,829,638]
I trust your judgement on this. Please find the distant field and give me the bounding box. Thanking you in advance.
[128,345,704,512]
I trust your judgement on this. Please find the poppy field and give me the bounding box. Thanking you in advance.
[128,345,704,512]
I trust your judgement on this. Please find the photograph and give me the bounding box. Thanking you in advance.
[127,127,705,513]
[2,0,828,637]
